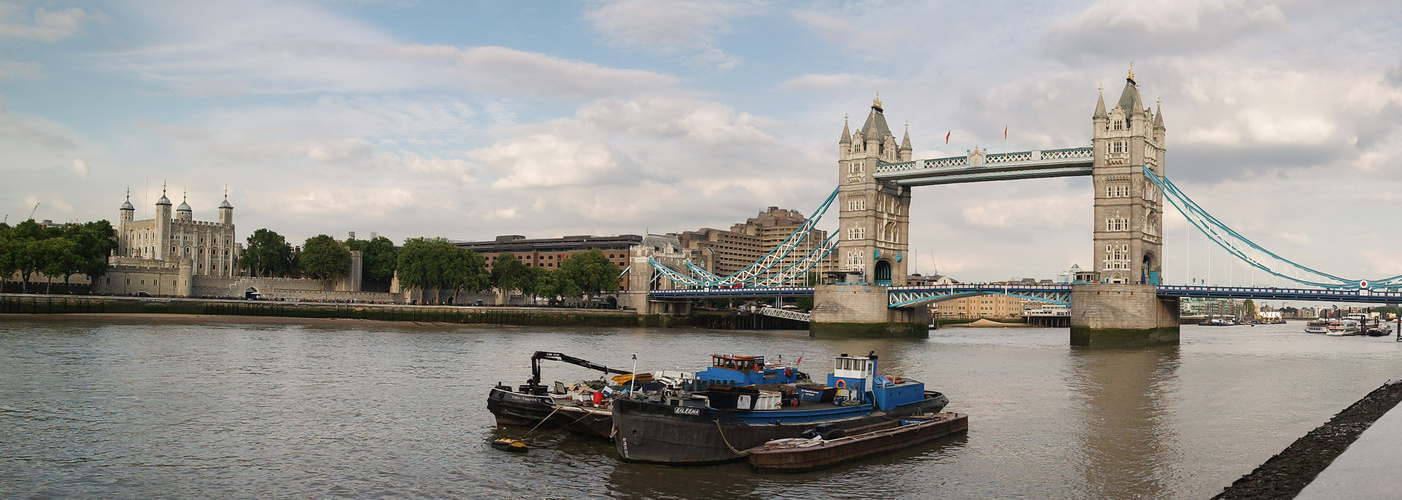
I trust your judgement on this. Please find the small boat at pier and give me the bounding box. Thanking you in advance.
[746,412,968,473]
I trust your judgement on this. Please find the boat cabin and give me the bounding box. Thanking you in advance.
[695,354,799,386]
[826,353,926,410]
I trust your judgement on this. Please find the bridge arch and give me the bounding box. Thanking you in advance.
[874,260,893,286]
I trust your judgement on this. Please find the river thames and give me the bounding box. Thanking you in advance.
[3,317,1400,499]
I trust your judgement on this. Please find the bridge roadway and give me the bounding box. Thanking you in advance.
[649,284,1402,307]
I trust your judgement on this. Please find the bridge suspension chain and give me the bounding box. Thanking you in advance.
[650,188,840,288]
[1146,166,1402,290]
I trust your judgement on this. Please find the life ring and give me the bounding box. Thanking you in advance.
[785,368,793,378]
[835,379,847,389]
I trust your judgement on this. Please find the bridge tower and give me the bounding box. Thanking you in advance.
[1091,68,1166,285]
[811,96,926,338]
[1073,68,1178,346]
[837,96,912,286]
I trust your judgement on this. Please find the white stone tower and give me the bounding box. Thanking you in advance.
[154,182,172,261]
[837,95,913,286]
[118,189,134,256]
[1091,67,1166,284]
[218,187,234,227]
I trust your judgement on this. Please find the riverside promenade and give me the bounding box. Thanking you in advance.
[1297,382,1402,499]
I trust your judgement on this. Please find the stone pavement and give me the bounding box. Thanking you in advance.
[1296,388,1402,499]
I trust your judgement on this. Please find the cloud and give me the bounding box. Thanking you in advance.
[103,3,680,98]
[72,157,88,178]
[781,73,891,91]
[474,134,637,189]
[0,2,94,42]
[584,0,753,69]
[1040,0,1289,63]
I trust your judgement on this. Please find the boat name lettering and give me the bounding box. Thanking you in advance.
[673,407,701,416]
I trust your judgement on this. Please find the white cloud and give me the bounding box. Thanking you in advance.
[72,157,88,178]
[781,73,891,91]
[102,2,680,98]
[475,135,635,189]
[584,0,753,69]
[0,2,93,42]
[1041,0,1289,62]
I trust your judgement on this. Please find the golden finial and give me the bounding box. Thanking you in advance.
[874,92,882,109]
[1128,62,1135,82]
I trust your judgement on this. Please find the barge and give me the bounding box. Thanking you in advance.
[746,412,968,473]
[614,353,948,465]
[487,351,631,439]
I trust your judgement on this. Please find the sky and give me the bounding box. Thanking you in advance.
[2,0,1400,285]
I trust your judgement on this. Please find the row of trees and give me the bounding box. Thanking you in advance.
[0,220,117,293]
[238,230,398,288]
[0,219,623,304]
[240,230,623,305]
[394,239,622,305]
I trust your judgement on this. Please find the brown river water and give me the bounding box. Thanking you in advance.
[2,317,1400,499]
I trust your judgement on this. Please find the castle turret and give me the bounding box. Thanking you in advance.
[218,190,234,227]
[900,123,912,162]
[176,190,193,222]
[155,182,172,261]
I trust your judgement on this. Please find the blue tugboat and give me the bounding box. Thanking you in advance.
[613,352,948,465]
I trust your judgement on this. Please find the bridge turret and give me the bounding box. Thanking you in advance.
[1091,66,1165,286]
[899,123,912,162]
[837,95,912,287]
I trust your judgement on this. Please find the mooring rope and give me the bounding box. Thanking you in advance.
[525,405,563,436]
[713,419,751,457]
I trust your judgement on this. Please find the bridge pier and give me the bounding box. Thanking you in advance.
[1070,284,1179,347]
[809,285,929,338]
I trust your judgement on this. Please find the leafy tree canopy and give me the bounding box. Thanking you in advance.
[346,236,398,283]
[557,249,621,300]
[239,228,293,277]
[298,234,351,281]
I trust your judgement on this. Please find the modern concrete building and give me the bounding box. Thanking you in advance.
[674,206,834,280]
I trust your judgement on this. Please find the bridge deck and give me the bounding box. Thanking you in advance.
[649,285,1402,306]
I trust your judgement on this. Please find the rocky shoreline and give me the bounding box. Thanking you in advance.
[1213,379,1402,499]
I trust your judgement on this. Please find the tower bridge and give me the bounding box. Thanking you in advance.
[625,69,1401,345]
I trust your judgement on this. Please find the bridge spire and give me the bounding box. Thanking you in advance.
[839,113,851,144]
[1094,85,1108,120]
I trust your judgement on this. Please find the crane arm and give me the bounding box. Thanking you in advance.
[528,351,632,388]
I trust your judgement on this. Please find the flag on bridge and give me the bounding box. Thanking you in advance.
[1004,126,1008,139]
[945,130,951,144]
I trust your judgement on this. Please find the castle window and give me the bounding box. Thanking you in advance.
[1114,120,1124,131]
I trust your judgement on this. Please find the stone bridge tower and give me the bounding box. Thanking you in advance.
[838,96,913,286]
[1092,68,1166,285]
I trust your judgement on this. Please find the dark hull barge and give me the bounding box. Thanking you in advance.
[486,385,616,439]
[746,412,968,473]
[613,391,948,465]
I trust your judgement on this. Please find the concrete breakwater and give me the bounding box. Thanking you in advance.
[0,294,690,328]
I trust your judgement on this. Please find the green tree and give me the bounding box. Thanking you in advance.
[65,221,117,288]
[397,238,488,304]
[346,236,398,286]
[0,223,13,292]
[532,268,578,306]
[1243,299,1258,320]
[10,220,46,292]
[39,237,78,294]
[298,234,351,282]
[490,252,533,295]
[557,249,621,302]
[239,228,293,277]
